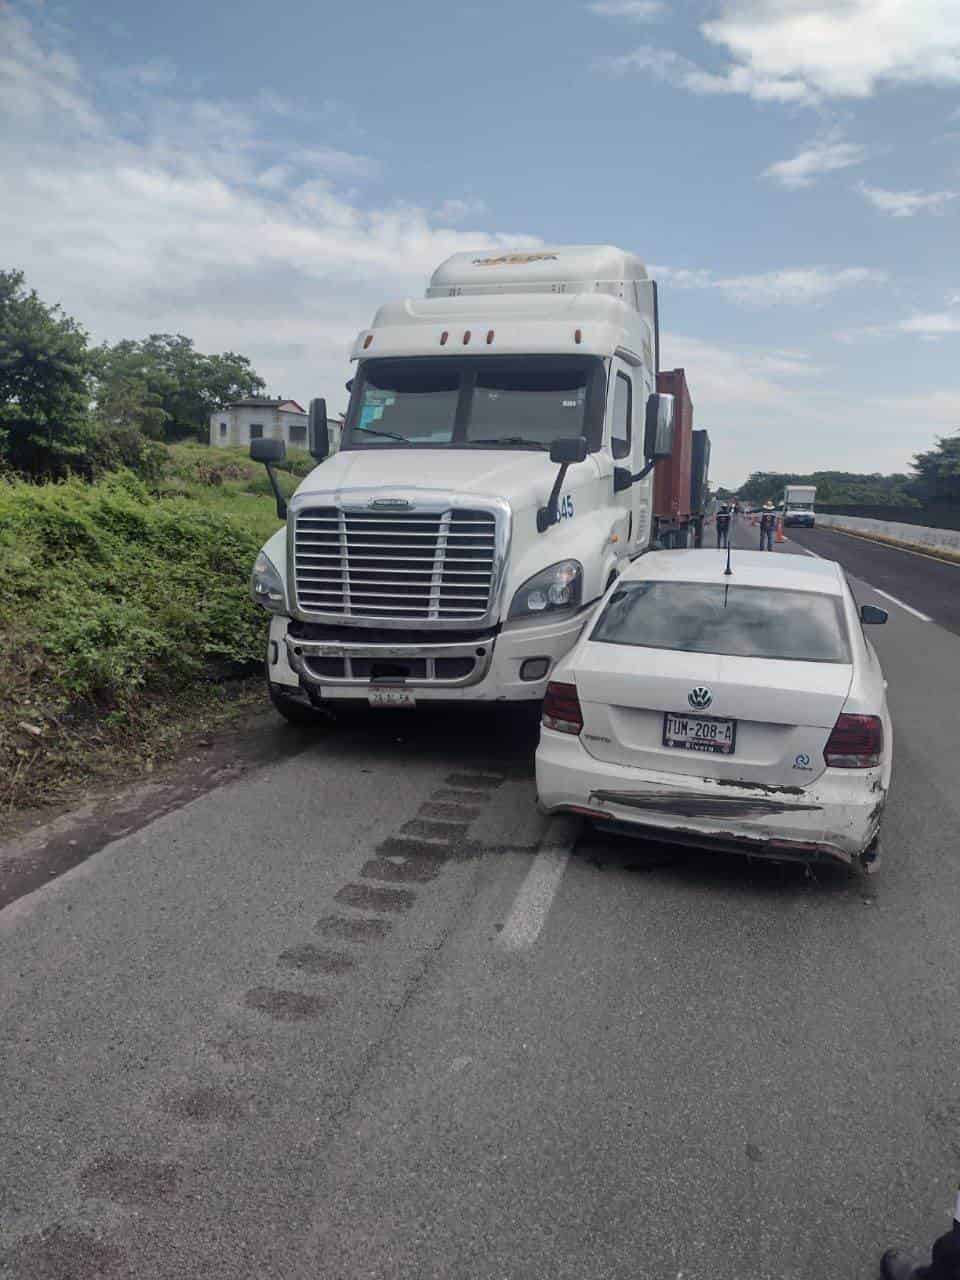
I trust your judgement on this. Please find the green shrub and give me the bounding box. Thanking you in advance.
[0,471,270,733]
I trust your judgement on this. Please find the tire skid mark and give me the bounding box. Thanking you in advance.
[335,882,416,913]
[375,836,460,861]
[361,856,445,884]
[399,817,469,842]
[419,801,483,822]
[277,944,356,975]
[78,1153,181,1206]
[0,1225,126,1279]
[243,987,335,1022]
[433,787,491,804]
[315,913,392,941]
[160,1085,247,1123]
[445,771,505,789]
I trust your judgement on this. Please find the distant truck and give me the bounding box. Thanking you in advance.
[782,484,816,527]
[247,244,710,720]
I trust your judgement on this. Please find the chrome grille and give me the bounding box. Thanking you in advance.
[294,507,497,620]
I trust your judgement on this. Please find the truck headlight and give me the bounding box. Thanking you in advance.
[250,551,286,612]
[508,560,583,620]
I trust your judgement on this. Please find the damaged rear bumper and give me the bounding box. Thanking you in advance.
[536,730,885,867]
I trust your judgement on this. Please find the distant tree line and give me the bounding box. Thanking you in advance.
[736,447,960,510]
[0,268,265,479]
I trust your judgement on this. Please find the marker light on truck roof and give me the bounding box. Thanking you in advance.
[440,330,449,346]
[486,329,495,345]
[574,328,582,344]
[363,334,373,349]
[463,330,472,344]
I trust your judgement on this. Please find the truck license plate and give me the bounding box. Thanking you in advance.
[368,688,416,709]
[663,712,736,755]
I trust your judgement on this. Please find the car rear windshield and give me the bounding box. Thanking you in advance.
[590,582,851,663]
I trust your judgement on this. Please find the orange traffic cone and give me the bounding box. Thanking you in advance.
[775,516,785,544]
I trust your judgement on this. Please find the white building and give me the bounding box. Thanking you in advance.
[210,397,343,452]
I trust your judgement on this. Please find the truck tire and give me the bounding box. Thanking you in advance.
[267,676,329,726]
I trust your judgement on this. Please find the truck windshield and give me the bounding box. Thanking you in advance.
[343,357,602,450]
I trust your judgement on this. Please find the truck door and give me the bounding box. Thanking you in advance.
[609,359,651,555]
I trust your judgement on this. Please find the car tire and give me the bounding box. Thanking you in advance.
[267,677,329,726]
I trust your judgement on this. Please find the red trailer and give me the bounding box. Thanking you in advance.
[653,368,702,547]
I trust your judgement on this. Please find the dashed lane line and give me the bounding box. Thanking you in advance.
[498,815,581,953]
[871,588,932,623]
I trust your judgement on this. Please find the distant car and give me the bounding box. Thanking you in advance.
[536,550,893,873]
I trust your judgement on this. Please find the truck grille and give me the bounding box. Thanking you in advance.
[293,507,498,621]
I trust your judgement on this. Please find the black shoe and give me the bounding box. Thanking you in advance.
[881,1249,929,1279]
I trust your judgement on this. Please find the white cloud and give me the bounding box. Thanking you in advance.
[702,0,960,100]
[597,44,812,102]
[653,264,885,306]
[763,137,867,189]
[0,9,539,413]
[587,1,665,21]
[857,182,959,217]
[899,311,960,333]
[432,197,489,224]
[598,2,960,106]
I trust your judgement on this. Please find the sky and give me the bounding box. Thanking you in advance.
[2,0,960,488]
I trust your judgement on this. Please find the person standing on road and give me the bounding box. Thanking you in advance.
[716,503,731,548]
[759,500,776,552]
[881,1185,960,1278]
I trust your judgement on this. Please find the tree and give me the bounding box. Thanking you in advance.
[911,434,960,503]
[0,269,93,476]
[93,334,265,442]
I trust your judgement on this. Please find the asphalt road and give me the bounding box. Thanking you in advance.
[3,526,960,1279]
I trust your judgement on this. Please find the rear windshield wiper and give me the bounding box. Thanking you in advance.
[352,425,412,443]
[466,437,549,449]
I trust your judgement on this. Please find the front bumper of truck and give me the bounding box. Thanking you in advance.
[266,608,592,704]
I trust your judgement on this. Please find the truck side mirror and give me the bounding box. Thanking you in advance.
[644,393,675,460]
[249,437,286,464]
[249,437,288,519]
[549,436,588,465]
[860,604,888,625]
[309,397,329,462]
[539,437,588,532]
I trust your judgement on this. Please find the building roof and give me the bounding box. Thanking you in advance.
[224,398,306,413]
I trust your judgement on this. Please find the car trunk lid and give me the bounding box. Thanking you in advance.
[576,644,852,787]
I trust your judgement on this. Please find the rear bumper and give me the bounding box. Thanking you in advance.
[784,515,815,527]
[536,729,885,866]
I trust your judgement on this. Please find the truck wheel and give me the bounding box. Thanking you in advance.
[267,677,329,726]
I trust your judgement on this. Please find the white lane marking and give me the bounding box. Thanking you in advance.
[498,815,580,952]
[871,588,932,622]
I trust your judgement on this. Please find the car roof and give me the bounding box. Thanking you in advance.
[620,549,845,595]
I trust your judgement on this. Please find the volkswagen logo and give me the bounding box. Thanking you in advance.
[688,686,712,710]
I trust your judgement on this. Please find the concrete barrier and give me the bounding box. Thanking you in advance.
[815,513,960,557]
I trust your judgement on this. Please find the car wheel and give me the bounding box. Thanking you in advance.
[267,677,329,726]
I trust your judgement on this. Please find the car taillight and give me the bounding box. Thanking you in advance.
[542,681,583,735]
[824,714,883,768]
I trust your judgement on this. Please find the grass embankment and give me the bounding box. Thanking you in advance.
[1,444,311,817]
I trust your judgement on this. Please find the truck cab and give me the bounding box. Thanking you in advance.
[250,245,703,716]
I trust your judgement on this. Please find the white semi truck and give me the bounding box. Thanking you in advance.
[248,245,708,721]
[782,484,817,528]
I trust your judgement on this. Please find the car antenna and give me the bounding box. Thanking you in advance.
[723,543,733,576]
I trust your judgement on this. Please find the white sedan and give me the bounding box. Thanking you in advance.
[536,549,893,874]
